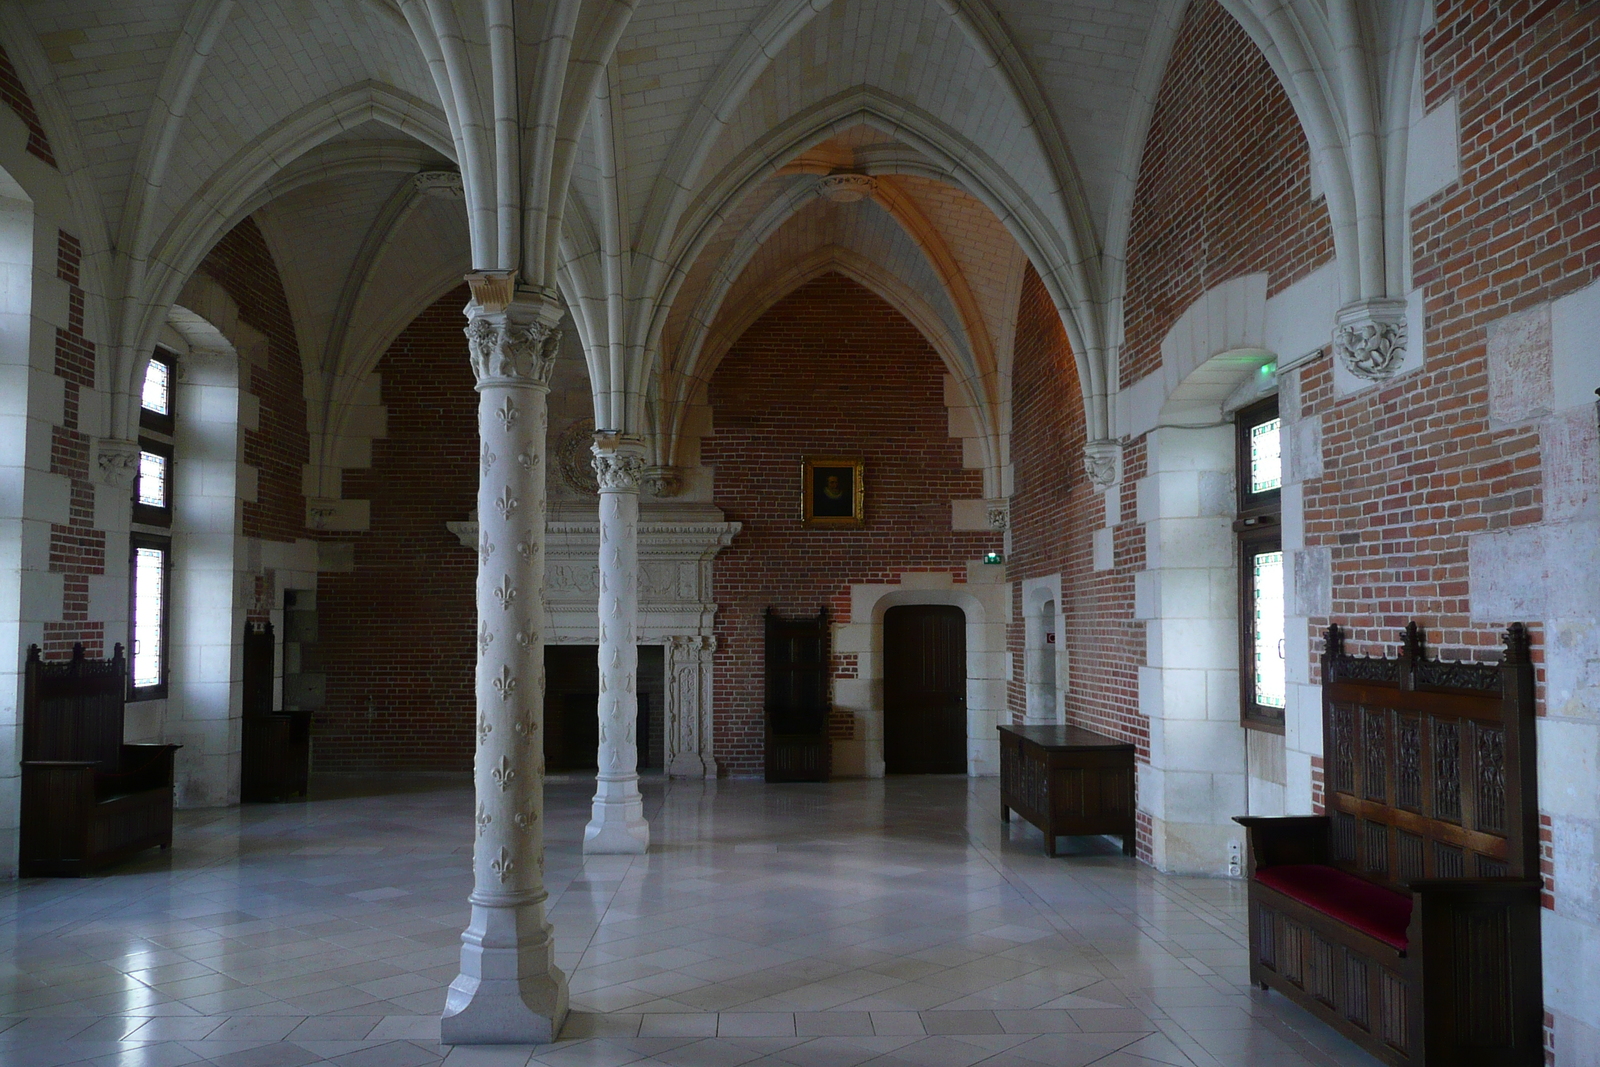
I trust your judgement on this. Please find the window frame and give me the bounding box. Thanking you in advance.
[1235,395,1285,732]
[139,349,176,435]
[128,533,171,700]
[133,438,174,528]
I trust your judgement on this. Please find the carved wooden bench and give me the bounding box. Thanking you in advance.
[1236,622,1543,1066]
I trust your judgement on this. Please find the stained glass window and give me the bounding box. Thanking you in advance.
[141,357,170,416]
[1252,550,1286,709]
[132,545,166,689]
[138,450,167,508]
[1250,417,1282,494]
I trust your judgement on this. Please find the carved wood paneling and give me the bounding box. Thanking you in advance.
[1381,971,1409,1052]
[1477,726,1507,834]
[1310,934,1337,1005]
[1331,704,1356,794]
[1257,904,1277,967]
[1434,841,1465,878]
[1345,955,1371,1031]
[1461,911,1513,1048]
[1363,709,1388,801]
[1434,719,1462,823]
[1397,830,1424,884]
[1363,820,1389,878]
[1282,919,1305,985]
[1332,811,1357,863]
[1397,715,1422,810]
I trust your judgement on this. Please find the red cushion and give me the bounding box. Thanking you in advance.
[1255,864,1413,950]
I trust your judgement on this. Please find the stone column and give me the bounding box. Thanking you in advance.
[441,278,568,1044]
[584,435,650,854]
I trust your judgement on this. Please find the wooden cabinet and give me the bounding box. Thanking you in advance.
[998,724,1136,857]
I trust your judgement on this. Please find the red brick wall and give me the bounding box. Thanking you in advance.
[1005,266,1147,755]
[43,231,105,658]
[0,40,56,166]
[195,217,308,544]
[313,287,478,770]
[704,273,1000,776]
[1120,0,1335,389]
[1295,0,1599,667]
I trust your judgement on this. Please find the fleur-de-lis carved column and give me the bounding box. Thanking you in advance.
[441,274,568,1044]
[583,434,650,854]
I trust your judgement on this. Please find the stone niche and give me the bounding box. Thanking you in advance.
[454,509,739,779]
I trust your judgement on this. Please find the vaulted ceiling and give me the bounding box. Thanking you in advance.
[7,0,1396,483]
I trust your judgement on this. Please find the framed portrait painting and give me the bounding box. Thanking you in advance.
[802,456,864,527]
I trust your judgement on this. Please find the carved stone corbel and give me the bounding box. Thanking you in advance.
[986,500,1009,532]
[1334,298,1408,381]
[640,465,683,498]
[93,438,141,489]
[1082,440,1122,493]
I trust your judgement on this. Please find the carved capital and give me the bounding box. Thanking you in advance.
[640,465,683,498]
[985,500,1009,532]
[1082,439,1122,493]
[413,170,463,200]
[591,436,647,492]
[464,276,563,387]
[818,172,876,203]
[94,437,140,489]
[1334,298,1408,381]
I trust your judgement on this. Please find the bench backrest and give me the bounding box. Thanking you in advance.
[23,643,129,769]
[1320,622,1536,890]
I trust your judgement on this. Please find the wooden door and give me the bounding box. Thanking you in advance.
[884,605,966,773]
[765,608,831,781]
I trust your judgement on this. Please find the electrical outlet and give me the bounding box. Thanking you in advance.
[1227,840,1242,878]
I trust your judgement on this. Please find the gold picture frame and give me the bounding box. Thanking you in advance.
[802,456,865,527]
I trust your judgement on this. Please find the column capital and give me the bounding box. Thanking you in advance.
[464,273,564,388]
[591,434,647,492]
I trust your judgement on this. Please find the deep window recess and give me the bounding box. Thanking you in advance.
[133,439,173,527]
[130,535,170,698]
[1236,395,1284,731]
[140,350,175,434]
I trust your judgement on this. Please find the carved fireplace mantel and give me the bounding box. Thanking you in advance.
[450,515,740,778]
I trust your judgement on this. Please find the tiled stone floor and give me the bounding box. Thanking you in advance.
[0,774,1378,1067]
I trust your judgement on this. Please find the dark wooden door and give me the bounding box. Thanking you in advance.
[765,608,830,781]
[884,605,966,774]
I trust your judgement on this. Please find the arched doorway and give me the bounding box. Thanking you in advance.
[883,605,966,773]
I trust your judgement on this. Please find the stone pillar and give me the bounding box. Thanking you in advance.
[441,279,568,1045]
[584,435,650,853]
[665,635,718,779]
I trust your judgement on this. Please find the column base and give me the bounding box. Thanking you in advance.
[583,779,650,854]
[441,902,568,1045]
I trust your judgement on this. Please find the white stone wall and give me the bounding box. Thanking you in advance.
[1467,277,1600,1056]
[831,565,1012,779]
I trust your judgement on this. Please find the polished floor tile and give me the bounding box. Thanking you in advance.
[0,774,1377,1067]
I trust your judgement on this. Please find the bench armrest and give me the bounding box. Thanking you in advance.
[1234,815,1330,874]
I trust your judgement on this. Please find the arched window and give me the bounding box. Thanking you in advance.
[130,350,176,697]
